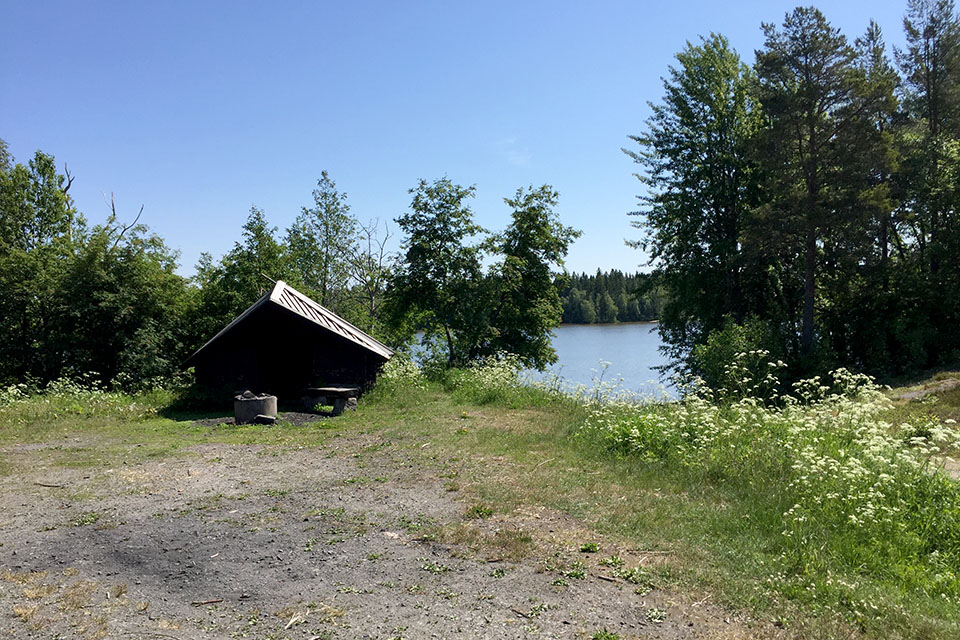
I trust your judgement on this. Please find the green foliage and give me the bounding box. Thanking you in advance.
[691,317,786,400]
[632,2,960,384]
[755,7,865,358]
[465,503,494,519]
[389,177,485,368]
[389,179,579,370]
[445,354,523,403]
[286,171,357,313]
[189,206,296,347]
[625,33,764,372]
[372,354,427,395]
[0,373,166,431]
[484,185,580,368]
[0,145,191,388]
[419,352,567,411]
[57,216,191,386]
[579,367,960,609]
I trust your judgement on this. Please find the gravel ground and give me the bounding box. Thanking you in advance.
[0,426,777,639]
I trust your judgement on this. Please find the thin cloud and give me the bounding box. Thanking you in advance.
[497,137,532,167]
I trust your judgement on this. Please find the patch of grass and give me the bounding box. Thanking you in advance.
[398,514,433,532]
[23,583,57,599]
[309,602,344,624]
[561,560,586,580]
[2,570,48,585]
[646,607,666,623]
[579,541,599,553]
[435,586,459,600]
[598,555,624,568]
[12,604,40,623]
[6,364,960,639]
[71,511,101,527]
[335,585,368,594]
[418,560,449,575]
[357,367,959,638]
[438,522,533,561]
[60,580,99,610]
[465,503,494,519]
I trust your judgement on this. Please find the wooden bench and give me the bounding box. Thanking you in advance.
[303,386,361,416]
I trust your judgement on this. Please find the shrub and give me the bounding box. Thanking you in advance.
[446,353,524,404]
[365,353,429,410]
[377,353,427,392]
[0,372,165,428]
[579,367,960,602]
[691,316,785,401]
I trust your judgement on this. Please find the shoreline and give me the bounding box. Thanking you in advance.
[558,320,659,327]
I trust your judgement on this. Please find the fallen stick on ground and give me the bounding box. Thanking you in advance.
[284,614,306,630]
[190,598,223,606]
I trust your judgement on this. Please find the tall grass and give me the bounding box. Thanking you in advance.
[0,374,171,441]
[442,353,572,408]
[581,363,960,631]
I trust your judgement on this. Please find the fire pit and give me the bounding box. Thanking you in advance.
[234,390,278,425]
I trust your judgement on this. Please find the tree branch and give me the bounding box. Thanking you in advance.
[109,193,144,250]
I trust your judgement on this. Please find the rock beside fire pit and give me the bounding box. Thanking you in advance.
[234,390,278,425]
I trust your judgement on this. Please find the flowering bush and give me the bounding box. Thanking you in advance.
[579,365,960,601]
[0,383,30,407]
[376,354,427,392]
[0,373,160,426]
[446,353,525,404]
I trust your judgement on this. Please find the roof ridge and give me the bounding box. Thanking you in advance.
[272,280,394,359]
[184,281,393,367]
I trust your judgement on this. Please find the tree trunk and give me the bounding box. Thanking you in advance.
[801,223,816,355]
[444,325,456,368]
[880,211,889,291]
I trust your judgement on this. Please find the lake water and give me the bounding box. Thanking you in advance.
[527,322,673,399]
[414,322,673,398]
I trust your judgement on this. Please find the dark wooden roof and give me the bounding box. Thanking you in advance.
[185,280,393,365]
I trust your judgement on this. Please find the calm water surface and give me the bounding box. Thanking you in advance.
[528,322,672,398]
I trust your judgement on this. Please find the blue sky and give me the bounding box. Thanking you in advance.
[1,1,907,277]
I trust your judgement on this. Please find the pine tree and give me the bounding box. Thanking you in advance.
[755,7,860,359]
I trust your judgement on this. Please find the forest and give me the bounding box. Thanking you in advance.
[558,271,664,324]
[631,0,960,386]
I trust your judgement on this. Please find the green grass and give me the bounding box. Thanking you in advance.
[3,364,960,639]
[356,362,960,639]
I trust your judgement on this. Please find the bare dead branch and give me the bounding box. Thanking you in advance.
[62,164,74,195]
[109,193,144,250]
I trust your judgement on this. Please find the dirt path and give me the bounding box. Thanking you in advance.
[0,428,775,639]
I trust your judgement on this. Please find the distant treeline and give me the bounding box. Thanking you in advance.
[559,271,664,324]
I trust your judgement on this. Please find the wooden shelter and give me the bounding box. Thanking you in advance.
[185,281,393,399]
